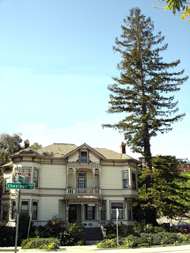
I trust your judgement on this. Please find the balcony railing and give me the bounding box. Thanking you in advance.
[66,188,101,195]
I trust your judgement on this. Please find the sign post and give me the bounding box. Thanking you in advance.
[116,208,119,245]
[15,189,21,253]
[6,172,34,253]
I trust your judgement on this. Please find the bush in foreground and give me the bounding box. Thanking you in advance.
[21,238,60,249]
[97,232,190,248]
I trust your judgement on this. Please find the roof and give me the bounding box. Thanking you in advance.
[94,148,135,160]
[10,143,138,162]
[178,166,190,172]
[38,143,78,158]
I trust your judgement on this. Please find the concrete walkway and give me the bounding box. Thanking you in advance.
[0,244,190,253]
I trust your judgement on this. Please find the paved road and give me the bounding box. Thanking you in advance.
[0,245,190,253]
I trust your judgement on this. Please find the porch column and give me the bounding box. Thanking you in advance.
[106,200,110,220]
[92,168,95,189]
[66,168,69,189]
[73,168,76,189]
[99,169,101,189]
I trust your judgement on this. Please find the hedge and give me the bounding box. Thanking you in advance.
[21,238,60,249]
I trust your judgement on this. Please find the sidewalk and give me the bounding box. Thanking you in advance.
[0,244,190,252]
[0,245,97,252]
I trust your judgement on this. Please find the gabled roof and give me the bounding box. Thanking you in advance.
[10,148,42,158]
[37,143,78,158]
[9,143,138,162]
[62,143,106,160]
[94,148,137,161]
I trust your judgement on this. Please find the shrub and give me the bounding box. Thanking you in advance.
[59,222,84,246]
[43,216,64,238]
[18,212,35,243]
[98,231,189,248]
[97,238,117,248]
[105,222,122,235]
[21,238,59,249]
[76,238,86,245]
[0,226,15,246]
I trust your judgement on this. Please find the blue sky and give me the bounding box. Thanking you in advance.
[0,0,189,160]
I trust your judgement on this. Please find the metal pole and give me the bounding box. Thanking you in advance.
[15,189,21,253]
[116,208,118,245]
[27,208,32,239]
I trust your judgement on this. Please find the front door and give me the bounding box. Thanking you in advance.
[69,205,77,222]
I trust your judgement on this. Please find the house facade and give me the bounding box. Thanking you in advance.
[1,142,138,230]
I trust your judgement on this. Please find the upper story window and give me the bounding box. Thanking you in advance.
[123,171,129,188]
[23,168,30,183]
[33,169,39,187]
[13,167,39,187]
[78,172,86,188]
[132,172,137,189]
[81,151,87,163]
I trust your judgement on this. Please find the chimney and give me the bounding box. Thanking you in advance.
[120,142,126,154]
[24,139,30,149]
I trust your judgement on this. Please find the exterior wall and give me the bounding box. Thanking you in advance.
[40,164,66,188]
[68,152,79,162]
[39,196,59,221]
[58,200,66,221]
[89,152,99,163]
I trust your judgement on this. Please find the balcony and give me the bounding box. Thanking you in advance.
[66,188,101,195]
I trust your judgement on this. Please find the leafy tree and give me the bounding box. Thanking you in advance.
[154,0,190,22]
[133,156,190,223]
[103,8,188,224]
[29,142,43,150]
[0,133,22,165]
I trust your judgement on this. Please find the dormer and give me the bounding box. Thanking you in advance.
[63,143,105,164]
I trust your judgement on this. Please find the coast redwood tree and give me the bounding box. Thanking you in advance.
[103,7,188,225]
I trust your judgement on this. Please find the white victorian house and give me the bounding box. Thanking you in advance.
[1,141,138,232]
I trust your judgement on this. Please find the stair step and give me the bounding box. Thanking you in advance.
[82,227,103,240]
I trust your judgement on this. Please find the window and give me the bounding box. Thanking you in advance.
[33,169,39,187]
[11,201,16,219]
[14,168,20,182]
[86,205,95,220]
[123,171,129,188]
[78,172,86,188]
[5,178,10,192]
[81,151,87,163]
[127,202,132,220]
[23,168,30,183]
[78,177,85,188]
[111,203,123,219]
[132,173,137,189]
[21,201,29,214]
[3,205,9,220]
[32,202,38,220]
[101,201,106,220]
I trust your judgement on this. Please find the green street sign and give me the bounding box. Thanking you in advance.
[18,176,25,184]
[6,183,35,190]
